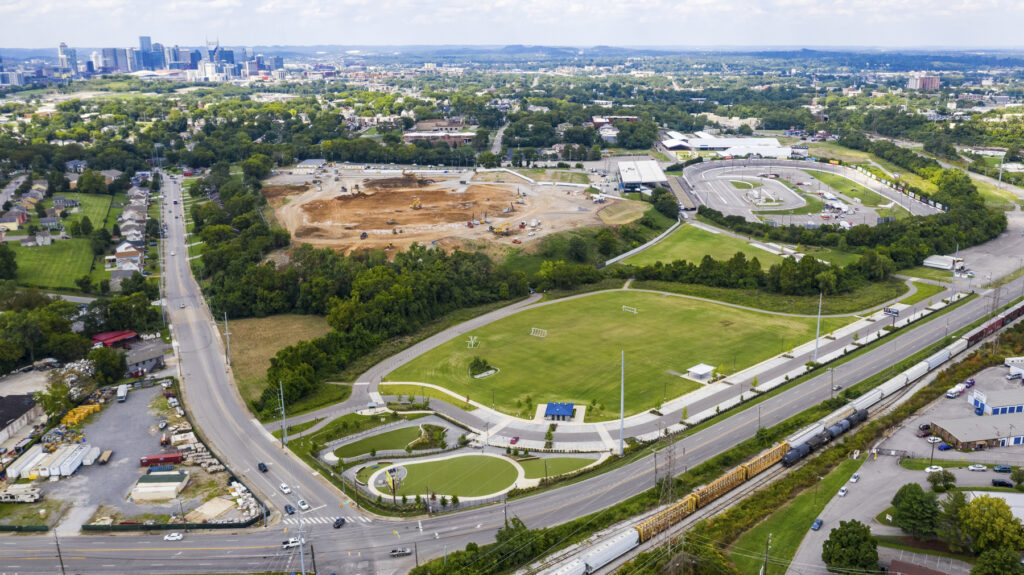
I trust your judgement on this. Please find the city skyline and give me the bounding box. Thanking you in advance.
[2,0,1024,50]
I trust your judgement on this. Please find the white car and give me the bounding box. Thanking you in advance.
[163,532,183,541]
[279,483,292,494]
[967,464,988,472]
[925,465,944,473]
[849,474,860,483]
[838,487,848,497]
[297,499,310,511]
[927,436,942,444]
[170,251,176,256]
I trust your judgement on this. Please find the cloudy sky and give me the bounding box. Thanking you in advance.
[1,0,1021,50]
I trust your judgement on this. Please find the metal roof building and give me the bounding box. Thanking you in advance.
[931,414,1024,450]
[544,402,575,421]
[967,388,1024,416]
[617,160,667,192]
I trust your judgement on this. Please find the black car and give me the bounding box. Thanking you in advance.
[284,504,295,515]
[993,479,1014,488]
[258,462,268,473]
[918,423,930,431]
[333,517,346,529]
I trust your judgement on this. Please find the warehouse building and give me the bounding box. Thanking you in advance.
[930,415,1024,450]
[660,133,781,152]
[0,395,43,445]
[294,159,326,174]
[967,389,1024,415]
[617,160,667,192]
[131,470,190,501]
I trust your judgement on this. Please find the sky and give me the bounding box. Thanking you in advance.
[1,0,1023,50]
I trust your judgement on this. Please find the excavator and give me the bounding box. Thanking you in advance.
[410,197,422,210]
[489,222,511,235]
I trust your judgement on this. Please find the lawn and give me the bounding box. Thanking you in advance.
[729,458,864,575]
[394,455,519,497]
[0,498,63,527]
[898,458,1019,472]
[62,193,112,228]
[730,180,761,190]
[217,314,333,406]
[514,169,589,185]
[630,279,906,316]
[10,239,94,289]
[900,266,953,283]
[356,462,391,483]
[755,179,825,216]
[598,200,652,225]
[901,282,946,306]
[806,170,887,207]
[624,225,783,268]
[519,457,596,479]
[306,412,427,445]
[972,178,1020,210]
[379,383,474,410]
[271,418,324,439]
[801,247,862,267]
[386,290,847,419]
[334,426,424,459]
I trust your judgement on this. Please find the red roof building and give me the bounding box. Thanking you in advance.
[91,330,139,347]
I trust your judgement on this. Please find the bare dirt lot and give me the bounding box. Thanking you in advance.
[265,169,605,253]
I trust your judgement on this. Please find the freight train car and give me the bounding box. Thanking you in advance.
[634,495,697,542]
[742,442,789,477]
[694,466,746,507]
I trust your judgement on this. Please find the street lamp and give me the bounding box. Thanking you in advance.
[829,367,835,399]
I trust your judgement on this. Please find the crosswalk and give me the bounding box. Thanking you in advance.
[282,515,372,525]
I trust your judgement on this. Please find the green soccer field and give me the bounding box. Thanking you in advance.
[393,455,519,497]
[623,224,783,268]
[10,239,95,289]
[386,291,847,419]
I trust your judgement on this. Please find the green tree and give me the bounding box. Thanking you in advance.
[928,469,957,492]
[76,169,107,195]
[0,243,16,280]
[79,215,94,236]
[971,548,1024,575]
[35,377,72,420]
[1010,468,1024,487]
[477,151,499,169]
[596,228,617,256]
[892,483,939,539]
[938,490,970,553]
[821,520,878,573]
[960,494,1024,554]
[75,275,93,293]
[568,235,588,262]
[88,346,126,386]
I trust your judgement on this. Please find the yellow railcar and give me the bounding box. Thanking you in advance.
[694,466,746,508]
[634,494,697,542]
[741,442,789,478]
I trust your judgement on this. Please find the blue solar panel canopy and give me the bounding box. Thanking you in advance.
[545,402,575,417]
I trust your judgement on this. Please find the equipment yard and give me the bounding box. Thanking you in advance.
[264,167,605,253]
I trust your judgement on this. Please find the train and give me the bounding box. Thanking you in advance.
[538,298,1024,575]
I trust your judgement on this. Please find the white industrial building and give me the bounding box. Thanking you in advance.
[661,132,783,153]
[617,160,668,192]
[294,159,327,174]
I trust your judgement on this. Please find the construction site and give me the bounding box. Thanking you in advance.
[263,167,610,253]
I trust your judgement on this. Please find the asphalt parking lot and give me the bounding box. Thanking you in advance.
[879,365,1024,464]
[42,385,199,533]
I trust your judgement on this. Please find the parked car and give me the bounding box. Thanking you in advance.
[333,517,346,529]
[916,430,931,438]
[994,465,1012,473]
[284,504,295,515]
[918,423,931,431]
[297,499,310,511]
[510,436,519,445]
[163,532,183,541]
[993,479,1014,488]
[964,379,975,388]
[938,444,953,451]
[925,465,944,473]
[967,464,987,472]
[927,436,942,444]
[849,474,860,483]
[811,519,823,531]
[258,462,268,473]
[279,483,292,494]
[838,487,849,497]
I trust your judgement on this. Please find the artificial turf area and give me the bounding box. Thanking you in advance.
[519,457,596,479]
[395,455,519,497]
[334,426,423,459]
[386,290,847,419]
[9,239,94,289]
[623,224,783,268]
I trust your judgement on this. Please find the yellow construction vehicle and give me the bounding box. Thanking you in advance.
[410,197,422,210]
[491,222,511,235]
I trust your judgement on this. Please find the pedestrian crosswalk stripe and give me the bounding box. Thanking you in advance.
[282,516,372,525]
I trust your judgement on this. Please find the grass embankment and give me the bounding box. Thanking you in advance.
[729,458,865,575]
[271,418,323,439]
[631,278,907,316]
[305,412,428,446]
[808,170,887,207]
[216,314,333,406]
[513,168,590,185]
[520,457,596,479]
[387,290,847,419]
[623,225,782,268]
[801,247,862,267]
[334,426,423,459]
[901,282,947,306]
[598,200,654,225]
[395,455,519,497]
[900,266,953,283]
[730,180,761,190]
[379,383,474,410]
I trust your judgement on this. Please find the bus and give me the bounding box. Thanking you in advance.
[116,384,128,402]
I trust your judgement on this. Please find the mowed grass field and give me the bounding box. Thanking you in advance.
[386,291,844,418]
[217,314,333,404]
[334,426,423,459]
[598,200,652,225]
[807,170,886,207]
[395,455,519,497]
[624,225,783,268]
[519,457,596,479]
[64,193,112,227]
[9,239,94,289]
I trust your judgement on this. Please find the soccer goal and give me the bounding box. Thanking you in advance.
[466,336,480,349]
[622,305,638,315]
[530,328,548,338]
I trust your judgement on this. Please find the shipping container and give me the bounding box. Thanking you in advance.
[694,466,746,507]
[82,446,101,466]
[139,453,183,467]
[60,444,89,476]
[634,495,697,542]
[742,442,788,477]
[5,444,42,480]
[582,529,640,572]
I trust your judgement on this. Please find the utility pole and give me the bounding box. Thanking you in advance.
[414,542,419,566]
[503,498,508,524]
[619,350,625,457]
[760,533,772,575]
[179,499,187,532]
[278,381,288,448]
[829,368,835,399]
[297,490,307,575]
[54,532,67,575]
[223,312,231,366]
[813,292,822,363]
[310,544,318,574]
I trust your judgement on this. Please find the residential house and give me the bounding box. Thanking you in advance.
[38,217,62,230]
[130,172,152,187]
[19,236,36,247]
[99,170,123,184]
[53,196,79,208]
[599,124,620,143]
[0,213,21,231]
[34,230,52,246]
[65,160,88,173]
[115,246,143,270]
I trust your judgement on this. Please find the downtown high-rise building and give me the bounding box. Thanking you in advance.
[58,42,78,76]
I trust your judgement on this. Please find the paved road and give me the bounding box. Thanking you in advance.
[490,124,506,155]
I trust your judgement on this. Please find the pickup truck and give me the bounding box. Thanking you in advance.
[281,537,305,549]
[389,548,412,557]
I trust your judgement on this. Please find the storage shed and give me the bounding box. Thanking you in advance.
[687,364,715,381]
